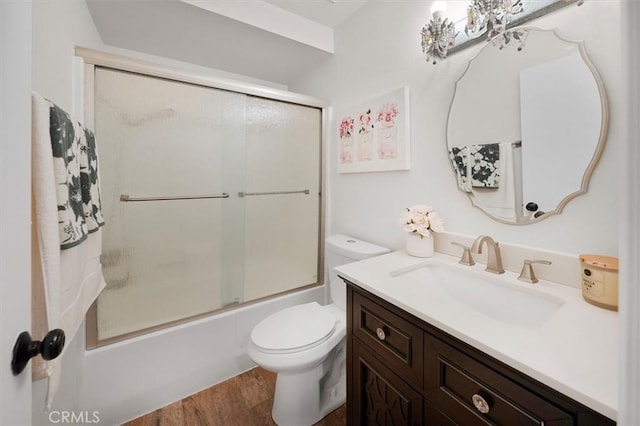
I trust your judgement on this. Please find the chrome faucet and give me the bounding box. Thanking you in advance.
[470,235,505,274]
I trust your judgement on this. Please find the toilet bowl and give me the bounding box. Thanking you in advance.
[248,235,389,426]
[248,302,346,426]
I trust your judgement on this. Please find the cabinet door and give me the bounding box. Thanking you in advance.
[424,400,458,426]
[424,336,574,426]
[352,291,424,388]
[352,339,423,426]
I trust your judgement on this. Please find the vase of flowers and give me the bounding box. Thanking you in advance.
[400,205,444,257]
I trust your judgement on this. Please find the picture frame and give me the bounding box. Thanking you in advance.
[336,86,410,173]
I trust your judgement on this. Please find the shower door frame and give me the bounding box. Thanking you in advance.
[76,47,328,349]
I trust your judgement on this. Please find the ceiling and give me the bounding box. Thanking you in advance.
[262,0,370,28]
[86,0,370,86]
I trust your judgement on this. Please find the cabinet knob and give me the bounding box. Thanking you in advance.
[375,327,386,341]
[472,393,490,414]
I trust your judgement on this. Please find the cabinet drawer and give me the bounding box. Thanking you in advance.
[425,336,573,426]
[352,339,423,426]
[352,291,423,387]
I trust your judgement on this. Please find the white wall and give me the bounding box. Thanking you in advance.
[32,0,286,115]
[32,0,104,114]
[291,1,621,258]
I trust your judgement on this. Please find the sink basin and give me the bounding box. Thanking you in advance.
[390,261,565,329]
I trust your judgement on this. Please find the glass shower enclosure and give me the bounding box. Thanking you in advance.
[90,66,323,345]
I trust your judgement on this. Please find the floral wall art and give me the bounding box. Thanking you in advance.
[337,86,410,173]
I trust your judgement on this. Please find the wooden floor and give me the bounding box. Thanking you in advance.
[124,367,347,426]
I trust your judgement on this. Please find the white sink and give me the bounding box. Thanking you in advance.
[390,261,565,329]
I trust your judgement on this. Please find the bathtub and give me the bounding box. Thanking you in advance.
[32,285,325,425]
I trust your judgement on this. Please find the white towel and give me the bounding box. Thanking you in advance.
[31,92,106,409]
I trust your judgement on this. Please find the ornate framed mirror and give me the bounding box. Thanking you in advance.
[446,27,608,225]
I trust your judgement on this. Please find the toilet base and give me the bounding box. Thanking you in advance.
[273,367,323,426]
[271,341,347,426]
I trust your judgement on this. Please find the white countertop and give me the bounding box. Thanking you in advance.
[336,251,618,421]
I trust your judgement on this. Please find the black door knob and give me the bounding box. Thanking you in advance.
[11,329,65,376]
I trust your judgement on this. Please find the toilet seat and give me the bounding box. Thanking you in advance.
[251,302,336,354]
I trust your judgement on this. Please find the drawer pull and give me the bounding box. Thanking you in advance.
[376,327,386,341]
[472,393,490,414]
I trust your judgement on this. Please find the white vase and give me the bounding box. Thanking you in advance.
[405,233,434,258]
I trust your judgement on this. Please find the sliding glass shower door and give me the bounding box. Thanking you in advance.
[93,67,321,343]
[243,97,321,301]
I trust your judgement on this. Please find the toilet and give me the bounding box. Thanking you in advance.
[248,234,389,426]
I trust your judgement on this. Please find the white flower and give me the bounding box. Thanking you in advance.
[400,204,445,237]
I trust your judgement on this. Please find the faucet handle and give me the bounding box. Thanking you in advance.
[451,242,475,266]
[518,259,552,284]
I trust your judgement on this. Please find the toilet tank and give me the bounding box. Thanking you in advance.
[325,234,389,310]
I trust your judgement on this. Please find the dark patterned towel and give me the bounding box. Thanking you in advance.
[448,146,471,192]
[470,143,500,188]
[48,101,105,249]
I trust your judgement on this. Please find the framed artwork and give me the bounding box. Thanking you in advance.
[336,86,410,173]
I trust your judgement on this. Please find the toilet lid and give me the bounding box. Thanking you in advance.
[251,302,336,354]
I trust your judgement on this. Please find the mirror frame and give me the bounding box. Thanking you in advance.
[446,27,609,225]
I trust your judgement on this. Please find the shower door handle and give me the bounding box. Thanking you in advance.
[120,193,229,202]
[11,329,65,375]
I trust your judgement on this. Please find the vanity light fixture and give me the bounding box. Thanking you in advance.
[478,0,585,51]
[466,0,524,40]
[490,27,529,51]
[420,1,457,64]
[422,0,585,64]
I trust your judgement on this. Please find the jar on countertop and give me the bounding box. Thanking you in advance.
[580,254,619,311]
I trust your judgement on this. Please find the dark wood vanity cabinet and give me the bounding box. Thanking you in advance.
[352,339,424,425]
[346,282,616,426]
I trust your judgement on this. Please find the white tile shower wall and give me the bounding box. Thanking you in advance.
[290,1,621,259]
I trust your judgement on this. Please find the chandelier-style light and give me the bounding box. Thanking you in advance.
[491,27,529,51]
[420,6,457,65]
[420,0,540,64]
[466,0,524,40]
